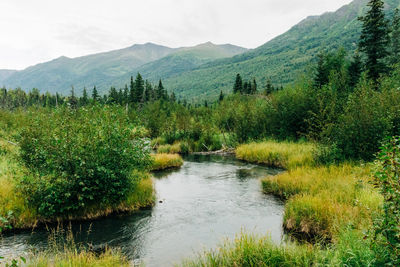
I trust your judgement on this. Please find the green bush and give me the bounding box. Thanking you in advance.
[18,106,152,218]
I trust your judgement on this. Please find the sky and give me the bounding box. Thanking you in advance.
[0,0,353,70]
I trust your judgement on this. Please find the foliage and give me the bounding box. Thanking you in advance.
[18,106,152,218]
[373,136,400,264]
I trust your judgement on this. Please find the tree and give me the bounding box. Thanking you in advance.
[219,90,224,102]
[314,52,329,89]
[264,78,274,95]
[80,87,89,106]
[170,92,176,102]
[129,76,135,104]
[348,52,363,88]
[156,79,166,100]
[251,78,257,94]
[144,80,153,102]
[134,73,144,103]
[68,86,78,109]
[92,86,98,102]
[358,0,389,85]
[233,74,243,94]
[123,84,129,104]
[390,8,400,66]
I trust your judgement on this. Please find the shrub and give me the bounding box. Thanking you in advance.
[18,106,152,218]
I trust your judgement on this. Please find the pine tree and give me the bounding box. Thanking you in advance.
[264,78,273,95]
[358,0,389,84]
[204,100,208,108]
[314,52,329,88]
[108,87,118,104]
[348,52,363,88]
[233,74,243,94]
[219,90,224,102]
[134,73,144,103]
[144,80,153,102]
[170,92,176,102]
[92,86,98,102]
[390,8,400,66]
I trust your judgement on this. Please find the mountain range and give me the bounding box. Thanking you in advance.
[1,0,399,100]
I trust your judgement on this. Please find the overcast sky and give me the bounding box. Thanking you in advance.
[0,0,353,70]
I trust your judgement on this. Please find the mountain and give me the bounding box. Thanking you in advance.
[107,42,247,89]
[0,70,17,84]
[161,0,400,100]
[2,43,175,94]
[1,42,246,95]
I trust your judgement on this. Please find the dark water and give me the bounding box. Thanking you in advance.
[0,155,284,266]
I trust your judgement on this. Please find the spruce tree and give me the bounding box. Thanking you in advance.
[264,78,273,95]
[134,73,144,103]
[81,87,89,106]
[144,80,153,102]
[390,8,400,66]
[123,84,129,104]
[92,86,98,102]
[170,92,176,102]
[219,90,224,102]
[251,78,257,94]
[157,79,166,100]
[129,76,135,103]
[348,52,363,88]
[358,0,389,84]
[314,52,329,89]
[68,86,78,108]
[233,74,243,94]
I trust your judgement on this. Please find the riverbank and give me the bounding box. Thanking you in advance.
[182,140,384,266]
[151,153,184,171]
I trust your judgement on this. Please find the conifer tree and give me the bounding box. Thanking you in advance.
[264,78,274,95]
[129,76,135,103]
[314,52,329,89]
[108,87,118,104]
[251,78,257,94]
[358,0,389,84]
[80,87,89,106]
[390,8,400,66]
[170,92,176,102]
[204,100,208,108]
[144,80,153,102]
[123,84,129,104]
[68,86,78,108]
[92,86,98,102]
[233,74,243,94]
[348,52,363,88]
[134,73,144,103]
[219,90,224,102]
[157,79,166,100]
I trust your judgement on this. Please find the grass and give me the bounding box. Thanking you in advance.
[262,164,382,241]
[151,153,184,171]
[235,141,316,170]
[158,142,183,154]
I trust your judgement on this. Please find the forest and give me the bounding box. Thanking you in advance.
[1,0,400,266]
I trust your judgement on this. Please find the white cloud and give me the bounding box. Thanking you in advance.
[0,0,353,69]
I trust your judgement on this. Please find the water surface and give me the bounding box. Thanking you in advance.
[0,155,284,266]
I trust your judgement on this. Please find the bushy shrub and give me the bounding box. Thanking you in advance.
[18,106,152,218]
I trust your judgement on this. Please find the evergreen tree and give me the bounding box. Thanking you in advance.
[390,8,400,66]
[123,84,129,104]
[80,87,89,106]
[156,79,166,100]
[264,78,274,95]
[134,73,144,103]
[219,90,224,102]
[251,78,257,94]
[68,86,78,108]
[92,86,98,102]
[204,100,208,107]
[129,76,135,104]
[358,0,389,84]
[348,52,363,88]
[314,52,329,88]
[144,80,153,102]
[170,92,176,102]
[108,87,118,104]
[118,89,123,105]
[233,74,243,94]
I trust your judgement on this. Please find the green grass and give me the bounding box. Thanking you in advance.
[151,153,184,171]
[158,143,183,154]
[262,164,382,241]
[236,141,316,169]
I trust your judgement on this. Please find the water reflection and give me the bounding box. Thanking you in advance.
[1,155,284,267]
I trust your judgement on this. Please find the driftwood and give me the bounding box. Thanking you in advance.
[191,147,235,156]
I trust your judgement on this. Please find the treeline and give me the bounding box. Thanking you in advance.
[0,74,174,109]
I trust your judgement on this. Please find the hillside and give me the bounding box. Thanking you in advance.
[162,0,400,100]
[0,70,17,83]
[1,42,246,95]
[1,43,175,94]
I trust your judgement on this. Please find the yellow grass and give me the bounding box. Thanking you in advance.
[151,153,184,171]
[262,164,382,241]
[236,141,316,169]
[157,142,182,154]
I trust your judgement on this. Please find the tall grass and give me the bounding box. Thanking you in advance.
[26,226,130,267]
[158,143,183,154]
[236,141,316,169]
[262,164,382,241]
[151,153,184,171]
